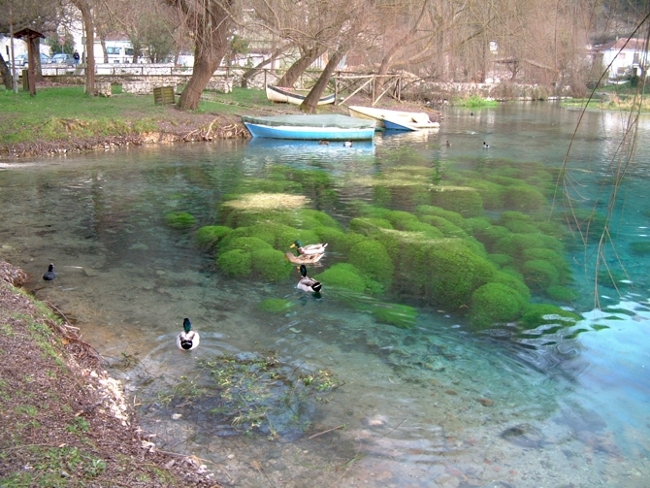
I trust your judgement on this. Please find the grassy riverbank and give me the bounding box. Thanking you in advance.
[0,85,283,158]
[0,262,216,487]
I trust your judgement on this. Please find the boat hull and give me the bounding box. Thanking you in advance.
[243,122,375,140]
[242,114,376,141]
[348,105,440,130]
[266,85,335,106]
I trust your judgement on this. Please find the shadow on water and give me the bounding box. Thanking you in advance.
[2,104,650,486]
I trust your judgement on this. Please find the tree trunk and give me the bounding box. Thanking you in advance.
[300,48,346,113]
[277,45,327,87]
[72,0,95,95]
[0,56,12,90]
[240,43,290,88]
[175,0,234,111]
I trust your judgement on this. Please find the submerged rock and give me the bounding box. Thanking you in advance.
[500,423,545,448]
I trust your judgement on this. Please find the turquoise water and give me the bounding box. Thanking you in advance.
[1,103,649,486]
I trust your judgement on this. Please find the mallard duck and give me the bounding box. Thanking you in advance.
[297,264,322,293]
[318,140,329,146]
[343,141,353,147]
[483,141,490,149]
[290,240,328,255]
[284,250,324,265]
[43,263,56,281]
[176,317,200,351]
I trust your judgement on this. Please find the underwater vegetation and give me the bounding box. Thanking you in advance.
[164,160,582,333]
[150,352,341,438]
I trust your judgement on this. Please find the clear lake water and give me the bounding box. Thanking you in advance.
[1,102,649,487]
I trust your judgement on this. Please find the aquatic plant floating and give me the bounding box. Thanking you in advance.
[43,263,56,281]
[176,317,200,351]
[222,193,309,211]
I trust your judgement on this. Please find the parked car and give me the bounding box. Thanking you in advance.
[21,53,52,67]
[10,54,28,66]
[51,53,76,66]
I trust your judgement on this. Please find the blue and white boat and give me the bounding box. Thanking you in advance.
[348,105,440,131]
[242,114,376,141]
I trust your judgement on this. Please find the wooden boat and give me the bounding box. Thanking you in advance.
[266,85,335,106]
[242,114,376,141]
[348,105,440,131]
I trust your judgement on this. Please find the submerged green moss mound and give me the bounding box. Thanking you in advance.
[428,241,498,310]
[429,187,484,217]
[545,285,579,303]
[259,298,295,314]
[217,249,252,277]
[630,241,650,256]
[469,283,527,330]
[313,263,367,293]
[195,225,232,248]
[518,304,582,329]
[165,211,197,230]
[522,259,560,291]
[348,239,394,289]
[361,301,418,329]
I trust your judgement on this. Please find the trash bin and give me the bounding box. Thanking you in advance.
[153,86,175,105]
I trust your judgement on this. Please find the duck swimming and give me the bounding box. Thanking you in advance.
[176,317,200,351]
[483,141,490,149]
[43,263,56,281]
[285,250,324,265]
[290,240,327,255]
[297,265,322,293]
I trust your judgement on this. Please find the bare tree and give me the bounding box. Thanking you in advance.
[69,0,96,94]
[164,0,237,110]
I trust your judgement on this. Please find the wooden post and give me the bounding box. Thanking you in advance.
[12,28,45,97]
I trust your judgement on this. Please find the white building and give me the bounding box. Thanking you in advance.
[600,38,649,81]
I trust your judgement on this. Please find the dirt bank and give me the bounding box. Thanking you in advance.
[0,261,222,487]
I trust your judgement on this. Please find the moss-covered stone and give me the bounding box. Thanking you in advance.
[522,248,571,283]
[429,186,484,217]
[492,271,531,301]
[522,259,560,291]
[165,211,197,230]
[366,302,418,329]
[500,185,547,212]
[518,304,582,329]
[427,240,497,310]
[630,241,650,256]
[259,298,295,313]
[219,236,273,254]
[469,283,527,330]
[217,249,252,277]
[420,215,469,239]
[545,285,579,303]
[313,263,367,293]
[488,253,514,267]
[195,225,232,248]
[348,239,394,288]
[251,248,292,281]
[462,179,503,209]
[416,205,467,229]
[565,208,607,242]
[349,217,394,235]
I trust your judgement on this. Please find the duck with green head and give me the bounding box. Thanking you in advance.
[176,318,200,351]
[297,264,322,294]
[290,240,328,256]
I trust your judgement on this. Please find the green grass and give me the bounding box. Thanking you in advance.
[0,85,276,144]
[451,95,499,108]
[0,86,167,144]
